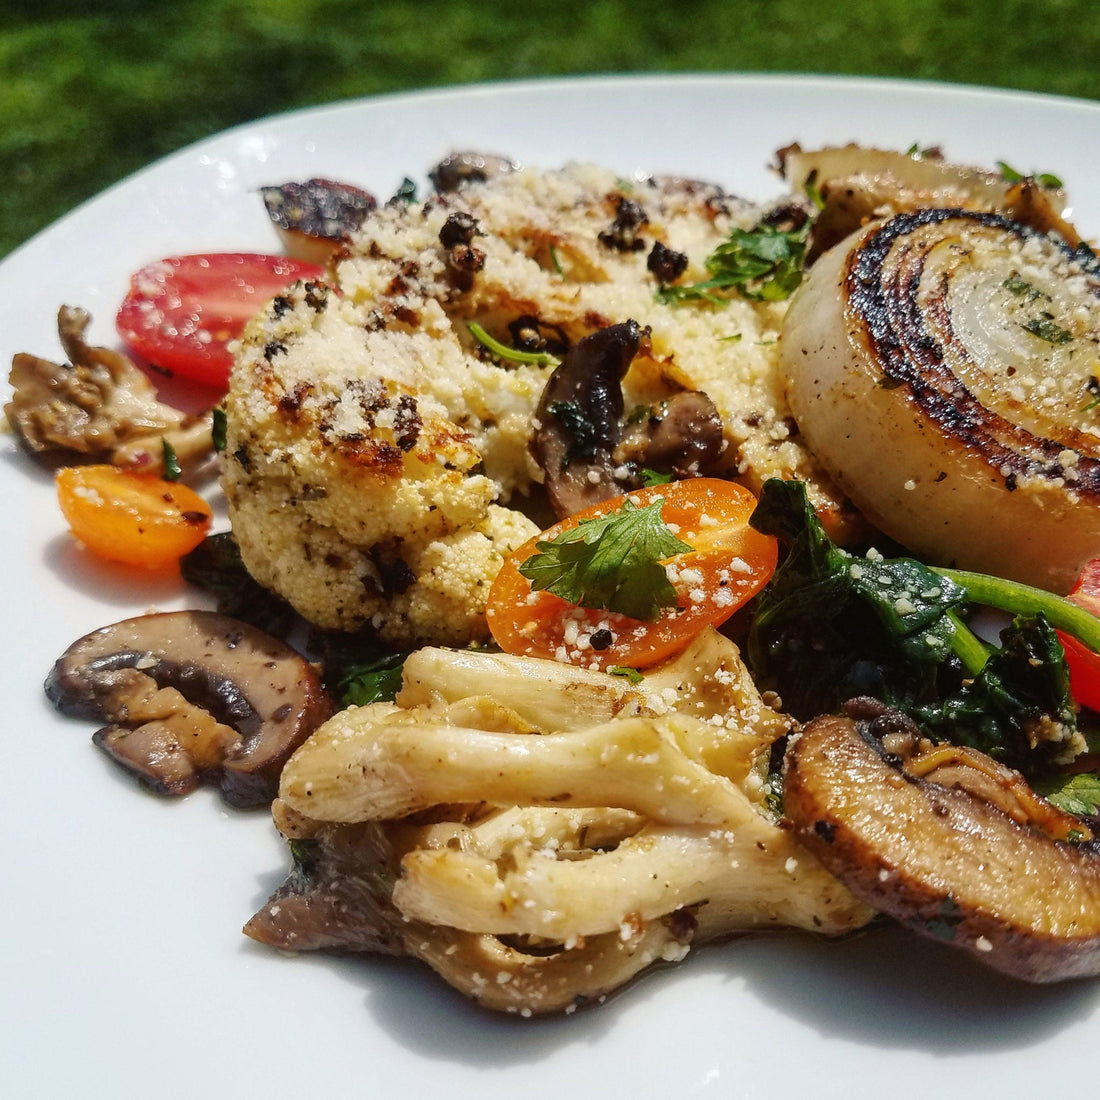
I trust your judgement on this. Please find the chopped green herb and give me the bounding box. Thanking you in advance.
[1035,770,1100,817]
[638,468,673,487]
[1002,274,1045,301]
[762,768,784,818]
[1022,316,1073,344]
[548,400,600,467]
[469,321,561,367]
[287,837,319,875]
[608,665,644,684]
[161,439,181,481]
[518,496,692,621]
[803,169,824,210]
[211,406,227,452]
[1084,378,1100,412]
[997,161,1063,189]
[656,220,809,306]
[393,177,417,204]
[337,652,408,707]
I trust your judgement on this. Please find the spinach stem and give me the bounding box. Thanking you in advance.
[933,567,1100,653]
[945,608,990,676]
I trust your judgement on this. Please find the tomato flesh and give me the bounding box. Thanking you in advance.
[487,480,777,670]
[57,465,212,570]
[1058,559,1100,712]
[115,253,325,388]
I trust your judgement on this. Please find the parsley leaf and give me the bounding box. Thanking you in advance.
[337,652,408,707]
[657,220,809,306]
[1037,771,1100,817]
[518,496,692,621]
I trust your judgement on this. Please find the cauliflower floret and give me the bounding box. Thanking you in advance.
[223,281,537,646]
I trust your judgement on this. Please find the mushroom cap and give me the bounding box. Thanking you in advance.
[783,703,1100,981]
[45,610,333,807]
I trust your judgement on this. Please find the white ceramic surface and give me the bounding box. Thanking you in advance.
[3,75,1098,1100]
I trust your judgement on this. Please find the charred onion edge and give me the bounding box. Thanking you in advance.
[846,207,1100,496]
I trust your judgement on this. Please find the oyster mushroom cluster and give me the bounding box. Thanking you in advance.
[245,631,872,1014]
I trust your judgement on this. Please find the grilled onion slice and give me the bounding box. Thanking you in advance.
[778,144,1078,258]
[782,208,1100,592]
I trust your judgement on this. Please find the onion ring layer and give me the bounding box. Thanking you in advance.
[783,208,1100,591]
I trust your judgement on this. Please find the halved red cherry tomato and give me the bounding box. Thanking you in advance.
[1058,559,1100,712]
[57,465,212,570]
[115,253,325,388]
[486,479,777,670]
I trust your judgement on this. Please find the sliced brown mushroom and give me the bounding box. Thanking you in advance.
[783,700,1100,982]
[532,320,640,518]
[45,610,333,808]
[531,320,726,518]
[429,151,518,193]
[614,391,725,478]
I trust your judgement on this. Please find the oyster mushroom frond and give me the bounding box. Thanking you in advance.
[250,630,872,1014]
[7,305,215,476]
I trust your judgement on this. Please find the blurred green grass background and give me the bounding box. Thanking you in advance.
[3,0,1098,260]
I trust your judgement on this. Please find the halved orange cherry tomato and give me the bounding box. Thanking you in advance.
[487,479,777,670]
[1058,558,1100,712]
[115,253,325,388]
[56,465,212,570]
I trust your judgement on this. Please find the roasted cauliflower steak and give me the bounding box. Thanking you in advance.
[223,162,847,647]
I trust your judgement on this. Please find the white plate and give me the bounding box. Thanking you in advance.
[3,74,1099,1100]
